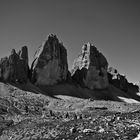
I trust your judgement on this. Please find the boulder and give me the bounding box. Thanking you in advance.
[71,43,109,90]
[0,46,29,83]
[31,34,68,86]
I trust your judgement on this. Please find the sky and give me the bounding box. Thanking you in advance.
[0,0,140,83]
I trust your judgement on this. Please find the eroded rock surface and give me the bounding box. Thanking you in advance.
[71,43,109,89]
[0,46,29,83]
[31,34,68,86]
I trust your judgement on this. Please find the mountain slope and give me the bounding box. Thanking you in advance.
[0,82,140,139]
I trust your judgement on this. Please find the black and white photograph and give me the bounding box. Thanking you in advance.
[0,0,140,139]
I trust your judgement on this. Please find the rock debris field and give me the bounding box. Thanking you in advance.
[0,83,140,140]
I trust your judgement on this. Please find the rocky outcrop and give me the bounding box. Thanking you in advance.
[108,67,128,92]
[31,34,68,86]
[71,43,109,90]
[0,46,29,83]
[108,67,139,93]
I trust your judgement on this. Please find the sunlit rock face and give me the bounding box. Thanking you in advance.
[71,43,109,89]
[0,46,29,83]
[31,34,68,86]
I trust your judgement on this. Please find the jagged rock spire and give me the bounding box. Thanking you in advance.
[0,46,29,83]
[31,34,69,86]
[71,43,109,90]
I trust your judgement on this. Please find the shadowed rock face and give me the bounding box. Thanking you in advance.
[0,46,29,83]
[108,67,139,93]
[71,43,109,90]
[108,67,128,92]
[31,34,68,86]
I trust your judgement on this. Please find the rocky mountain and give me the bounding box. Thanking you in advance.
[0,46,29,84]
[0,34,139,100]
[71,43,109,90]
[0,34,140,140]
[31,34,68,86]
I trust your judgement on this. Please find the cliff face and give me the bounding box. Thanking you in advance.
[71,43,109,90]
[31,34,68,86]
[0,46,29,83]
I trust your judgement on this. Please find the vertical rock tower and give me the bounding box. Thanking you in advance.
[71,43,109,89]
[0,46,29,83]
[31,34,68,86]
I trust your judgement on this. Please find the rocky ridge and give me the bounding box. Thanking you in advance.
[0,34,140,140]
[0,34,139,98]
[108,67,139,95]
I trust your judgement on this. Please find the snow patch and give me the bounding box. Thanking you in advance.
[133,132,140,140]
[118,96,140,104]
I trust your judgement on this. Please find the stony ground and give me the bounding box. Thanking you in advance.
[0,83,140,140]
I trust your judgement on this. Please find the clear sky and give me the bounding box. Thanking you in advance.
[0,0,140,83]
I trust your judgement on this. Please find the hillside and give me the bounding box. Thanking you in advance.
[0,82,140,139]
